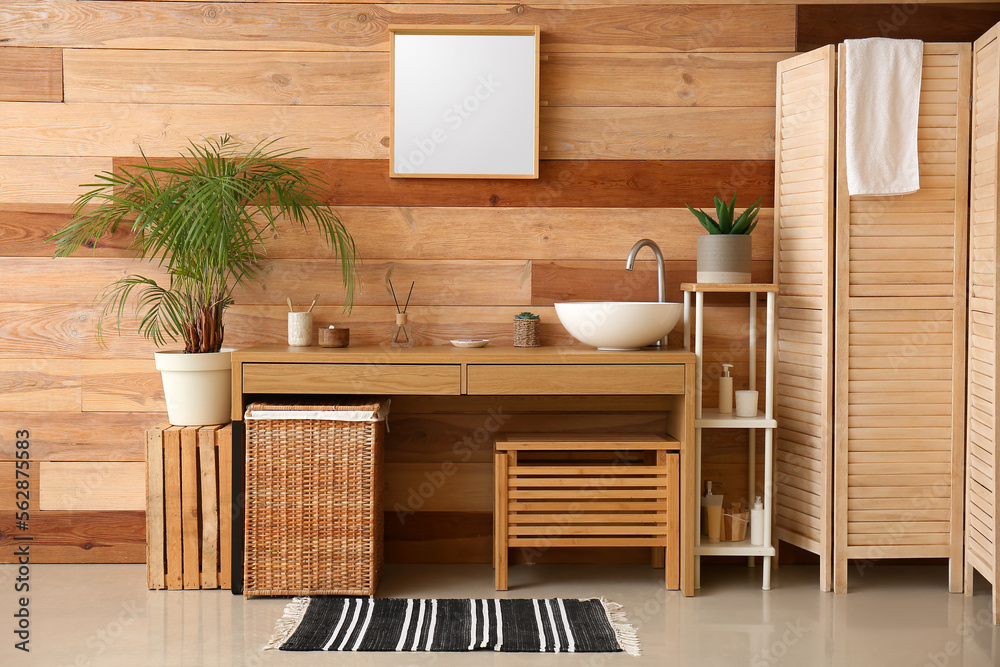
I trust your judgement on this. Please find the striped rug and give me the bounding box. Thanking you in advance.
[265,597,640,656]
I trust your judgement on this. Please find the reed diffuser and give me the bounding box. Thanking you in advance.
[388,279,414,347]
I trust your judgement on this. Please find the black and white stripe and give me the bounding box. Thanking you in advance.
[276,597,629,654]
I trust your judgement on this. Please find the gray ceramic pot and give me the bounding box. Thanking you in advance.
[697,234,752,283]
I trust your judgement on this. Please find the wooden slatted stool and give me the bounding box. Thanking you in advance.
[494,434,680,591]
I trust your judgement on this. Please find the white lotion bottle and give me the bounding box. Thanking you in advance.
[718,363,734,414]
[750,495,765,546]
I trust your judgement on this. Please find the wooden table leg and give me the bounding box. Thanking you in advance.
[495,450,509,591]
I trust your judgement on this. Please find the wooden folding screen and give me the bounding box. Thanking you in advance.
[775,44,970,594]
[773,45,837,592]
[968,24,1000,624]
[834,43,969,595]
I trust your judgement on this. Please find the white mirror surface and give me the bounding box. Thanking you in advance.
[390,26,539,179]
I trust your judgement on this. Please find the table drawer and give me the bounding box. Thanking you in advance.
[242,363,461,395]
[467,364,684,395]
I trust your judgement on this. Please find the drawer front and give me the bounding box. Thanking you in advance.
[243,363,461,395]
[467,364,684,395]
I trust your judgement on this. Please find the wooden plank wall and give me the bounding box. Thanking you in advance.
[0,1,989,565]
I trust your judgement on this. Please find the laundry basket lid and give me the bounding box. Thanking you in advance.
[244,398,389,422]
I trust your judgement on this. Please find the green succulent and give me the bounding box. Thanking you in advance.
[515,311,540,320]
[686,193,762,235]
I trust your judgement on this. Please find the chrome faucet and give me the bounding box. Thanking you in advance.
[625,238,666,303]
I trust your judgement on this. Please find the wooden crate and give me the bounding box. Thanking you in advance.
[145,424,232,591]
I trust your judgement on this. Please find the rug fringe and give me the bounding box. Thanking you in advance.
[264,596,311,651]
[596,597,641,657]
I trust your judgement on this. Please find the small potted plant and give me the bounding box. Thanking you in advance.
[48,135,358,426]
[513,311,541,347]
[687,193,761,284]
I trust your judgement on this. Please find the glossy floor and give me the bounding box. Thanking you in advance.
[1,562,998,666]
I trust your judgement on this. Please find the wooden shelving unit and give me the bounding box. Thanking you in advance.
[682,282,778,590]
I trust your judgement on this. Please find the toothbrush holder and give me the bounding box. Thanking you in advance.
[287,312,313,346]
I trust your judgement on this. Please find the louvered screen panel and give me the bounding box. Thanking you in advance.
[774,46,836,591]
[835,44,970,594]
[968,25,1000,624]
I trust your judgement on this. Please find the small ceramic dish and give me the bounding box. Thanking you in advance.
[450,338,489,348]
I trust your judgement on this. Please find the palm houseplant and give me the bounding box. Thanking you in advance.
[687,193,761,284]
[48,135,357,425]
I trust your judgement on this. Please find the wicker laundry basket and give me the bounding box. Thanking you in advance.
[243,398,388,597]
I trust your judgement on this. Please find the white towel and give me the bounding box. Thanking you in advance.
[845,38,923,196]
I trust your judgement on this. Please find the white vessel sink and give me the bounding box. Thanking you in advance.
[554,301,683,350]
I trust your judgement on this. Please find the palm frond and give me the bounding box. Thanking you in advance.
[47,135,359,351]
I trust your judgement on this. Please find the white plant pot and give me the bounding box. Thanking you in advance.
[154,349,233,426]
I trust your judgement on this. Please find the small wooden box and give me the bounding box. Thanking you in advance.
[145,424,232,590]
[318,327,350,347]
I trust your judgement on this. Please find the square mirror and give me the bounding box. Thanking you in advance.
[389,25,540,179]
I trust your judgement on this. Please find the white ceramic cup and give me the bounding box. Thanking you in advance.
[735,390,759,418]
[287,312,313,346]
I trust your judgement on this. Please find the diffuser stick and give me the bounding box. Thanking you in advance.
[388,279,401,313]
[402,281,414,313]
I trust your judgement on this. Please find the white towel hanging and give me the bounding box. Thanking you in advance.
[844,38,923,196]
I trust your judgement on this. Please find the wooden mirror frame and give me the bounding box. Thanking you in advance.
[389,25,540,179]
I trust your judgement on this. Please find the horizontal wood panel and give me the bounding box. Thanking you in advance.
[243,362,462,394]
[1,204,777,260]
[543,52,784,107]
[64,49,786,108]
[467,364,685,395]
[4,3,795,53]
[0,47,62,102]
[0,359,81,411]
[0,510,146,563]
[0,102,388,159]
[0,412,154,461]
[531,260,774,307]
[0,102,775,161]
[0,257,532,306]
[0,157,111,204]
[63,49,390,106]
[122,158,777,208]
[798,3,1000,51]
[386,412,668,464]
[39,461,145,511]
[540,107,775,160]
[385,462,491,512]
[80,358,165,412]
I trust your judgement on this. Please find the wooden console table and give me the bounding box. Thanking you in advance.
[230,345,697,596]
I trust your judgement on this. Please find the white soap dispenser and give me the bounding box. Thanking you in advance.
[718,363,734,414]
[750,495,765,546]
